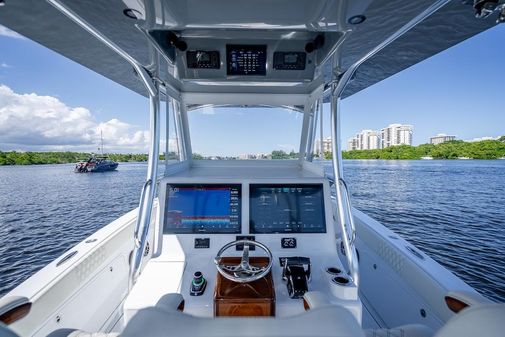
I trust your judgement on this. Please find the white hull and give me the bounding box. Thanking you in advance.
[2,201,488,336]
[2,202,159,337]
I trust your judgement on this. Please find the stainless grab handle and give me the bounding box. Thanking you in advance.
[133,179,153,245]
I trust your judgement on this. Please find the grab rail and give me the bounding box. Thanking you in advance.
[339,178,356,245]
[132,179,153,246]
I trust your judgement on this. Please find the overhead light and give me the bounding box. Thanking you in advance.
[348,15,366,25]
[0,0,6,7]
[123,8,141,19]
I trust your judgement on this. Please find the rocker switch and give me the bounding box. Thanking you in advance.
[190,271,207,296]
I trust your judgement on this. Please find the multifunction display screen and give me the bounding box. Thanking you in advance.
[227,45,267,76]
[273,52,306,70]
[164,184,241,234]
[250,184,326,234]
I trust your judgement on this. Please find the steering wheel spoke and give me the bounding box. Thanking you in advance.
[222,264,240,272]
[214,239,273,283]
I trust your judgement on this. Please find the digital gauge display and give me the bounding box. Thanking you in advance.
[273,51,306,70]
[163,184,241,234]
[227,45,267,76]
[250,184,326,234]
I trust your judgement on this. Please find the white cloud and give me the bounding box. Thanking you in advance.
[0,25,25,39]
[0,63,10,68]
[0,84,149,152]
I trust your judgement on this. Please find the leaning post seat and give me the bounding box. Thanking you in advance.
[121,294,365,337]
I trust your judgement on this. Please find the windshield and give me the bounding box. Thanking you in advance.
[188,106,304,159]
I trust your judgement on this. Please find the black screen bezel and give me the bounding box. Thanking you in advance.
[163,183,242,234]
[249,183,326,234]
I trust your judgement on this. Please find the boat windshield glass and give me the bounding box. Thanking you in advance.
[188,106,304,160]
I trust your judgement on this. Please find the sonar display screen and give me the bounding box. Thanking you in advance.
[163,184,241,234]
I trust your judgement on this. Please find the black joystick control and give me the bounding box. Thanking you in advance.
[190,271,207,296]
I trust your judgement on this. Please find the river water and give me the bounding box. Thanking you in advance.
[0,160,503,302]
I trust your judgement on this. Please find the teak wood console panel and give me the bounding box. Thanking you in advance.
[214,257,275,317]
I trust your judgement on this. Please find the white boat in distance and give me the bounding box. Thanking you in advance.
[0,1,503,337]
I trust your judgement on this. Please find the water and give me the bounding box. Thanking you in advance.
[0,161,504,302]
[340,160,505,302]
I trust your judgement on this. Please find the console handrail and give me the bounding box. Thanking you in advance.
[339,178,356,245]
[133,179,153,244]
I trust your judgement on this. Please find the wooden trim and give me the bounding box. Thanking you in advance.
[445,296,469,313]
[303,298,310,310]
[214,257,275,317]
[0,302,32,325]
[177,300,185,312]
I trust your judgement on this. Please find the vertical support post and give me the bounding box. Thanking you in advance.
[129,78,160,289]
[330,85,359,286]
[298,103,313,163]
[179,103,193,162]
[165,97,170,168]
[306,99,320,162]
[172,99,186,161]
[319,100,324,158]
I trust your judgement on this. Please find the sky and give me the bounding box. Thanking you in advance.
[0,23,504,156]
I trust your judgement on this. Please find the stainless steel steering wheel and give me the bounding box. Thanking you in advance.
[214,239,273,283]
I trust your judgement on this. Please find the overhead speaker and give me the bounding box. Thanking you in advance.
[305,34,325,53]
[167,31,187,52]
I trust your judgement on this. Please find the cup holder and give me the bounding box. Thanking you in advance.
[332,276,350,285]
[326,267,342,275]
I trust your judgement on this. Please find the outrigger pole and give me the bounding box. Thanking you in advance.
[326,0,451,287]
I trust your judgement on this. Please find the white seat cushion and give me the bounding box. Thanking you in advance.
[122,299,365,337]
[434,303,505,337]
[365,324,434,337]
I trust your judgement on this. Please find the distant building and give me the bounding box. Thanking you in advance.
[347,138,358,151]
[381,124,413,148]
[360,130,381,150]
[237,153,270,160]
[315,137,333,154]
[348,130,381,150]
[429,134,456,145]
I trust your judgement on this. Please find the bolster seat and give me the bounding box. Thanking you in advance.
[121,294,365,337]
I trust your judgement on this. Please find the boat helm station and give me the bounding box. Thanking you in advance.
[0,1,504,337]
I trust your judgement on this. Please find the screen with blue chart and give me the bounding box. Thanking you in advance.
[164,184,241,233]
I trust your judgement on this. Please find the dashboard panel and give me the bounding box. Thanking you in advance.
[163,184,241,234]
[249,184,326,234]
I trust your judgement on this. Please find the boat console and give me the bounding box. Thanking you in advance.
[124,161,361,323]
